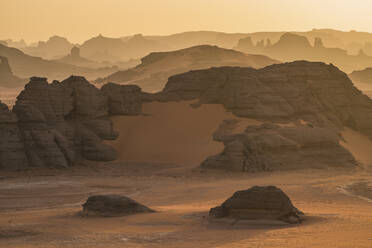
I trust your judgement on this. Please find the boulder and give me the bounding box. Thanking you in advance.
[82,195,154,217]
[209,186,304,224]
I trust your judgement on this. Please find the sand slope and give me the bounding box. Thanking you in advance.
[108,101,259,166]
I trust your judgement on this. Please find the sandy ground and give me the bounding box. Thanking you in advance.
[107,101,260,166]
[1,164,372,248]
[1,102,372,247]
[0,87,22,107]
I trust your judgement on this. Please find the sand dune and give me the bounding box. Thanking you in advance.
[341,128,372,167]
[108,101,260,166]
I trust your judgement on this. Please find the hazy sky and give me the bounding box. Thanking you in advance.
[1,0,372,44]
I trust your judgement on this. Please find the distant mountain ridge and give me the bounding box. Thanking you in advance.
[234,32,372,73]
[95,45,279,92]
[0,44,118,81]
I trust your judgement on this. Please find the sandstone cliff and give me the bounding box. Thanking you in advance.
[2,61,372,172]
[0,76,142,170]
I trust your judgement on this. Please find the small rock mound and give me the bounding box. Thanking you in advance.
[82,195,154,217]
[209,186,304,224]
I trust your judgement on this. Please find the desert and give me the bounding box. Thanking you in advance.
[2,1,372,247]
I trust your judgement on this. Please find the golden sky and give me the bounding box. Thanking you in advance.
[1,0,371,43]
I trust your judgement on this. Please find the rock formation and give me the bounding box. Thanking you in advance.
[0,44,117,81]
[349,67,372,86]
[82,195,154,217]
[151,61,372,171]
[234,33,372,73]
[159,61,372,137]
[2,61,372,172]
[101,83,142,115]
[0,76,143,170]
[0,56,25,87]
[209,186,304,224]
[0,101,28,170]
[95,45,278,92]
[201,123,356,172]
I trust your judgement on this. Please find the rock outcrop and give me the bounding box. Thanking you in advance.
[2,61,372,172]
[0,101,28,170]
[209,186,304,224]
[152,61,372,171]
[82,195,154,217]
[234,32,372,73]
[201,123,356,171]
[0,56,25,87]
[101,83,142,115]
[159,61,372,137]
[0,76,143,170]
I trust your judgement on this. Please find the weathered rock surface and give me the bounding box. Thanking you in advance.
[160,61,372,138]
[82,195,154,217]
[101,83,142,115]
[0,76,142,169]
[209,186,304,224]
[0,101,28,170]
[201,123,356,171]
[1,61,372,172]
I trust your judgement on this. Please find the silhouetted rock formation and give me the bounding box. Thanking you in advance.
[0,56,25,87]
[56,46,116,70]
[96,45,278,92]
[209,186,304,224]
[82,195,154,217]
[349,67,372,86]
[234,33,372,73]
[22,36,74,60]
[80,34,168,62]
[70,47,80,58]
[314,37,325,48]
[0,44,117,80]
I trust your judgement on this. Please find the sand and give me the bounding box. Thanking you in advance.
[1,164,372,248]
[107,101,260,166]
[1,102,372,247]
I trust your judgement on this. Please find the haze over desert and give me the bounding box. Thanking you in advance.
[2,1,372,247]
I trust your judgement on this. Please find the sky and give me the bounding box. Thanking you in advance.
[1,0,372,44]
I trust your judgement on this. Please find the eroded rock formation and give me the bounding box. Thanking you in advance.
[0,76,143,170]
[201,123,356,172]
[82,195,154,217]
[1,61,372,172]
[153,61,372,171]
[209,186,304,224]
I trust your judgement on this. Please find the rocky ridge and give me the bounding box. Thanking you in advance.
[0,76,142,170]
[1,61,371,171]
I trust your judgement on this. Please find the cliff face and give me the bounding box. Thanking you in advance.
[2,61,372,171]
[160,61,372,137]
[152,61,372,171]
[0,76,142,170]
